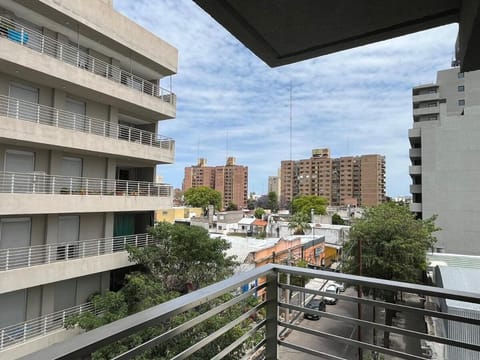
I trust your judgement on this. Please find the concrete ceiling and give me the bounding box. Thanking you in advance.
[193,0,480,72]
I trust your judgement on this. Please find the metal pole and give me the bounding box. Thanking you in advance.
[357,236,363,359]
[265,271,278,360]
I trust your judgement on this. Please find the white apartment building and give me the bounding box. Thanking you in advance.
[409,67,480,255]
[0,0,177,357]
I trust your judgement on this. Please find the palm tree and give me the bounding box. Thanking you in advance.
[288,213,311,235]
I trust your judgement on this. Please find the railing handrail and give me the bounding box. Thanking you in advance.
[19,263,480,360]
[0,16,175,102]
[0,171,172,197]
[0,94,174,149]
[0,301,100,351]
[0,233,152,272]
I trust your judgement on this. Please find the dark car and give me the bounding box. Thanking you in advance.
[303,298,326,320]
[246,229,253,236]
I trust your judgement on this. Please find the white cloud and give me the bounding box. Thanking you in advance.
[115,0,458,197]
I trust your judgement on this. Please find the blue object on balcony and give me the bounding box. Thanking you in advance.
[8,28,28,43]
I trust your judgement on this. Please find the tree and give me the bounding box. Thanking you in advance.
[292,195,328,216]
[342,202,438,348]
[67,223,261,359]
[184,186,222,211]
[288,212,311,235]
[332,213,345,225]
[246,198,255,210]
[267,191,279,212]
[225,202,238,211]
[254,207,265,219]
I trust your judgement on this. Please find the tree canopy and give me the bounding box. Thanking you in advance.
[225,202,238,211]
[254,207,265,219]
[288,212,311,235]
[66,223,263,359]
[184,186,222,211]
[341,202,438,348]
[292,195,328,216]
[332,213,345,225]
[267,192,279,212]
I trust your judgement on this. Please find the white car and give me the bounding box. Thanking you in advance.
[324,285,339,305]
[333,281,345,292]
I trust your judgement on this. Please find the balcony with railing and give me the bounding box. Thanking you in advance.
[0,172,172,215]
[0,16,176,118]
[20,264,480,360]
[0,95,175,163]
[0,234,152,294]
[0,302,100,357]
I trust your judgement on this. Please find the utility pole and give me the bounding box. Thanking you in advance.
[357,237,363,359]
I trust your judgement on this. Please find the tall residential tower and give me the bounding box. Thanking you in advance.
[0,0,177,356]
[409,67,480,255]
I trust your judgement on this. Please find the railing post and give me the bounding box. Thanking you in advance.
[47,244,51,264]
[52,177,56,194]
[82,241,86,258]
[137,182,140,196]
[59,44,63,61]
[0,329,4,350]
[135,235,138,248]
[37,104,40,123]
[23,323,27,342]
[73,113,76,130]
[43,316,48,335]
[27,248,32,267]
[62,311,66,327]
[55,109,59,127]
[41,36,45,53]
[91,58,95,73]
[86,178,89,195]
[5,249,9,270]
[15,99,19,119]
[128,127,131,142]
[123,236,127,250]
[148,183,151,196]
[20,28,24,45]
[265,270,278,360]
[98,240,100,256]
[10,173,14,194]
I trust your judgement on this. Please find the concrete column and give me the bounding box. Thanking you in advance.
[40,284,55,315]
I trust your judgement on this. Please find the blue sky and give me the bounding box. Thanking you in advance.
[114,0,458,197]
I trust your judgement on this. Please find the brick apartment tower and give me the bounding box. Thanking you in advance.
[280,148,385,207]
[183,157,248,209]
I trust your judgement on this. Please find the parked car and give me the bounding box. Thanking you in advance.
[333,281,345,292]
[303,298,326,320]
[324,285,339,305]
[246,229,253,236]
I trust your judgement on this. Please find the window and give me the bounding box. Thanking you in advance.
[458,85,465,92]
[458,72,464,79]
[458,99,465,106]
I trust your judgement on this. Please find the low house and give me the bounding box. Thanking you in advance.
[216,211,245,234]
[237,217,255,234]
[253,219,267,235]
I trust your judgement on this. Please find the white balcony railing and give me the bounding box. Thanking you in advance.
[0,171,172,197]
[0,302,100,351]
[0,95,174,151]
[0,233,152,271]
[0,16,175,104]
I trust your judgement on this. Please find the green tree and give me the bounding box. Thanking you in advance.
[292,195,328,216]
[67,223,261,359]
[184,186,222,211]
[267,191,279,212]
[332,213,345,225]
[342,202,438,348]
[225,202,238,211]
[288,212,311,235]
[254,207,265,219]
[246,198,255,210]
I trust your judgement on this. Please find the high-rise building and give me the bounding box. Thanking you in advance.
[268,169,281,196]
[409,67,480,255]
[280,149,385,207]
[183,157,248,209]
[0,0,177,356]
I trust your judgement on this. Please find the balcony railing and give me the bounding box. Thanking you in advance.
[25,264,480,360]
[0,302,100,351]
[0,16,175,104]
[0,95,174,151]
[0,233,152,271]
[0,171,172,197]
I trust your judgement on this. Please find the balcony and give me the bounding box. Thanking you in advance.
[0,95,175,163]
[24,264,480,360]
[0,234,152,294]
[412,91,440,103]
[409,165,422,175]
[413,104,440,117]
[410,202,423,213]
[0,16,175,119]
[0,302,99,358]
[0,172,172,215]
[409,148,421,159]
[410,184,422,194]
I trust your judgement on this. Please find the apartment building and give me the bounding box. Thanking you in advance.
[409,67,480,255]
[280,148,385,207]
[183,157,248,209]
[0,0,177,356]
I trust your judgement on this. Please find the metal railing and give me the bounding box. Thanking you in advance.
[0,233,152,271]
[0,302,101,351]
[0,95,174,150]
[0,171,172,197]
[23,264,480,360]
[0,16,175,103]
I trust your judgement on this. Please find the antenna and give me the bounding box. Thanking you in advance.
[289,81,292,161]
[226,130,229,161]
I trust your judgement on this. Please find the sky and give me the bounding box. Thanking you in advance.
[114,0,458,197]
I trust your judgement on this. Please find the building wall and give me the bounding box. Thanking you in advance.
[409,67,480,255]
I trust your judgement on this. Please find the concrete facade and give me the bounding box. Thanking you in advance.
[409,67,480,255]
[280,148,386,207]
[0,0,177,355]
